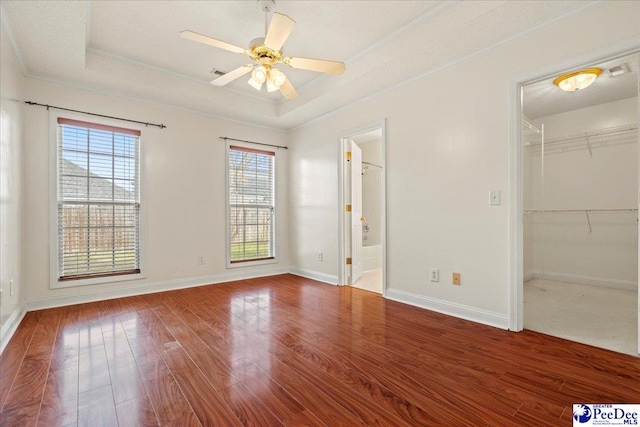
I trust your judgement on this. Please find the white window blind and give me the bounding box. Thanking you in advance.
[57,118,141,281]
[228,145,275,263]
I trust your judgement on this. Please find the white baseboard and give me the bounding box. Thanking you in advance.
[1,306,27,355]
[523,271,535,282]
[526,270,637,291]
[385,288,509,330]
[288,267,339,285]
[26,267,290,311]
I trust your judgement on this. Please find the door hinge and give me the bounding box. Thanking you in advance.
[346,151,352,161]
[345,204,352,212]
[346,257,352,265]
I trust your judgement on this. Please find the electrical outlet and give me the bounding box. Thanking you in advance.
[9,280,14,296]
[317,252,323,261]
[430,268,439,282]
[452,272,461,285]
[198,256,205,265]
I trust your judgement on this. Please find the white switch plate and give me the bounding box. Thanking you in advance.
[430,268,439,282]
[489,190,501,206]
[317,252,323,261]
[9,280,14,296]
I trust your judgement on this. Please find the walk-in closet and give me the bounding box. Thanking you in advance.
[522,54,639,356]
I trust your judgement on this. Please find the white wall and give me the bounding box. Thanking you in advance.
[525,97,638,286]
[288,1,640,328]
[359,139,382,246]
[22,79,289,308]
[0,24,25,342]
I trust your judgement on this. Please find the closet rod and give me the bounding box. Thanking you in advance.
[219,137,288,150]
[24,101,167,129]
[524,209,638,233]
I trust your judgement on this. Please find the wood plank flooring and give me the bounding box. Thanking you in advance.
[1,274,638,426]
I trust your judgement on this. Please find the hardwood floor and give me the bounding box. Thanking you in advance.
[1,274,638,426]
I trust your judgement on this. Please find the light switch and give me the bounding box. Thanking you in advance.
[489,190,501,206]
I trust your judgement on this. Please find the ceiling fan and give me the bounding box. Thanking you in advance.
[180,0,345,100]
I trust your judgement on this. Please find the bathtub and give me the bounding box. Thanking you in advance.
[362,244,382,271]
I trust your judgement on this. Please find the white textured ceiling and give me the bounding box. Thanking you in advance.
[1,0,606,130]
[523,54,639,120]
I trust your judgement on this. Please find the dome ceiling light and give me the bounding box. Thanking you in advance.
[553,68,602,92]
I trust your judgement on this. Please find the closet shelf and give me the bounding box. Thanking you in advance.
[524,209,638,213]
[525,124,637,147]
[522,119,542,135]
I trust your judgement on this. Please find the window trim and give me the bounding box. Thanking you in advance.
[225,142,278,269]
[49,111,146,289]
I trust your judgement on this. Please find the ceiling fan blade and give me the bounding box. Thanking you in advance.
[180,30,246,55]
[286,57,345,75]
[264,13,296,51]
[279,78,298,100]
[210,64,254,86]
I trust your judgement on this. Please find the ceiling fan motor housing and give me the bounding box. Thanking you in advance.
[249,37,283,65]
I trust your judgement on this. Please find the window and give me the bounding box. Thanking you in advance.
[227,145,276,264]
[56,118,141,283]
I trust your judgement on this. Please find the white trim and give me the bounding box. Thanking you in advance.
[508,75,524,331]
[289,1,459,98]
[87,48,271,105]
[289,2,600,133]
[0,306,26,355]
[337,120,387,295]
[25,74,286,134]
[0,5,27,75]
[225,142,279,269]
[49,110,148,290]
[386,288,509,330]
[28,267,289,311]
[509,37,640,332]
[288,268,338,285]
[525,271,637,292]
[523,271,535,283]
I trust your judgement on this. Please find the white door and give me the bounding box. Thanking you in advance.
[350,140,363,284]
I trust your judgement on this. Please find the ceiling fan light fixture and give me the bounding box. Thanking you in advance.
[266,78,279,93]
[553,68,602,92]
[270,68,286,88]
[252,65,268,83]
[248,76,263,91]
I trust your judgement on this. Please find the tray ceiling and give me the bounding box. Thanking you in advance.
[2,1,628,130]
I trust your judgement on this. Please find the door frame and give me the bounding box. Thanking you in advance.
[508,38,640,335]
[338,120,387,295]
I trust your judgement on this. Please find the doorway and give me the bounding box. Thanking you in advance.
[339,121,386,295]
[514,52,639,356]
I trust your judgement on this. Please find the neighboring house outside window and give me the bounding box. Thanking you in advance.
[227,145,276,265]
[54,117,142,287]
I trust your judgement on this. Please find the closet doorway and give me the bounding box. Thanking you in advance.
[521,54,639,356]
[339,122,386,295]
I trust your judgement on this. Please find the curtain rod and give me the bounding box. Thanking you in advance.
[220,136,288,150]
[24,101,166,129]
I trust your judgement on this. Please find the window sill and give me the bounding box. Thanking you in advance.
[226,257,278,269]
[51,272,146,289]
